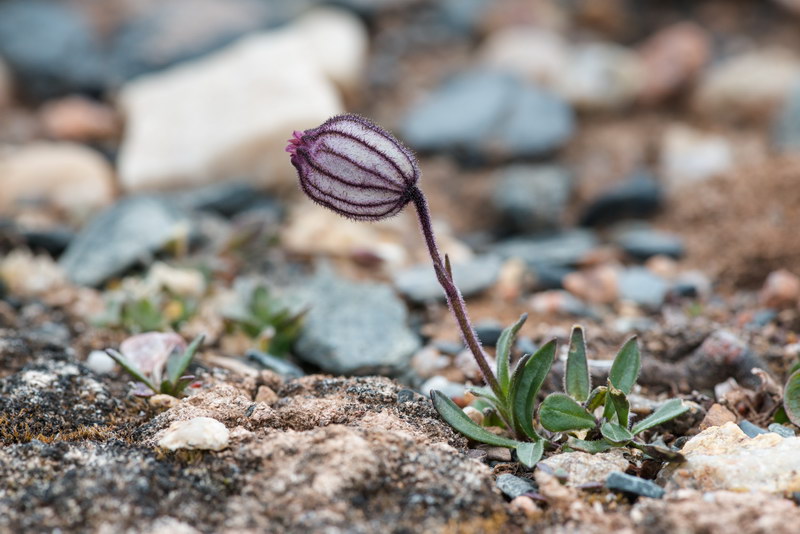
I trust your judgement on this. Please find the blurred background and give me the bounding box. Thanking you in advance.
[1,0,799,388]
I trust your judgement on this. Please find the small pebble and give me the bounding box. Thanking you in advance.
[475,321,504,347]
[483,446,512,462]
[85,350,116,375]
[605,471,665,499]
[158,416,230,451]
[149,394,180,410]
[738,420,769,438]
[463,406,484,425]
[767,423,796,438]
[496,473,537,499]
[255,385,278,404]
[509,496,541,519]
[698,403,737,431]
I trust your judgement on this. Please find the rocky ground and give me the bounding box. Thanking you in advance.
[2,0,800,533]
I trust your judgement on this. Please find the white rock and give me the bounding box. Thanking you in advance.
[117,8,367,193]
[539,449,629,486]
[478,27,569,90]
[660,124,733,189]
[661,422,800,493]
[0,56,11,108]
[557,42,644,111]
[0,249,67,297]
[693,48,800,122]
[147,262,206,297]
[85,350,117,375]
[158,416,230,451]
[0,143,114,213]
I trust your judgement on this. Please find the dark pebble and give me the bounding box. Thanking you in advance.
[605,471,664,499]
[580,172,662,227]
[496,473,538,499]
[475,321,504,347]
[738,420,768,438]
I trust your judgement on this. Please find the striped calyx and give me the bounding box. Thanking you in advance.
[286,114,420,221]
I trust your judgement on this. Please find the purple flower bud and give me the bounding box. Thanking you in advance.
[286,114,420,221]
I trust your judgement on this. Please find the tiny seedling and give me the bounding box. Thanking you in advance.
[286,114,688,467]
[106,334,204,397]
[223,285,305,356]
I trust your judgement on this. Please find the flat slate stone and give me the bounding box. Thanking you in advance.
[606,471,665,499]
[293,269,420,375]
[59,195,190,287]
[496,474,538,499]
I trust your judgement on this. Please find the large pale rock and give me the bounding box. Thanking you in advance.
[117,8,367,193]
[661,422,800,492]
[693,48,800,123]
[0,142,114,212]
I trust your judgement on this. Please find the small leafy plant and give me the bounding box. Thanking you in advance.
[96,291,198,333]
[286,114,688,467]
[223,285,305,356]
[106,333,204,397]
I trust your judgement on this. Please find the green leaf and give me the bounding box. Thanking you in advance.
[600,422,633,444]
[496,313,528,395]
[105,349,157,393]
[540,393,596,432]
[631,398,689,435]
[774,405,789,424]
[783,370,800,426]
[430,390,520,448]
[565,326,590,402]
[608,337,640,395]
[566,438,613,454]
[608,384,630,428]
[515,440,544,468]
[585,386,608,413]
[166,334,204,388]
[509,340,556,439]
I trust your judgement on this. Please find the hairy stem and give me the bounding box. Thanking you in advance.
[410,187,502,396]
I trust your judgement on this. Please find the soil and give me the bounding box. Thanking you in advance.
[662,155,800,290]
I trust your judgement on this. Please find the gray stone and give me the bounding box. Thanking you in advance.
[475,321,504,347]
[293,270,420,375]
[172,182,282,219]
[109,0,275,81]
[612,224,684,260]
[496,474,537,499]
[246,350,305,378]
[0,1,105,100]
[401,70,573,161]
[393,255,501,303]
[774,78,800,151]
[768,423,796,438]
[739,420,769,438]
[618,267,669,309]
[493,165,572,234]
[580,172,662,227]
[606,471,664,499]
[494,229,598,268]
[59,196,190,287]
